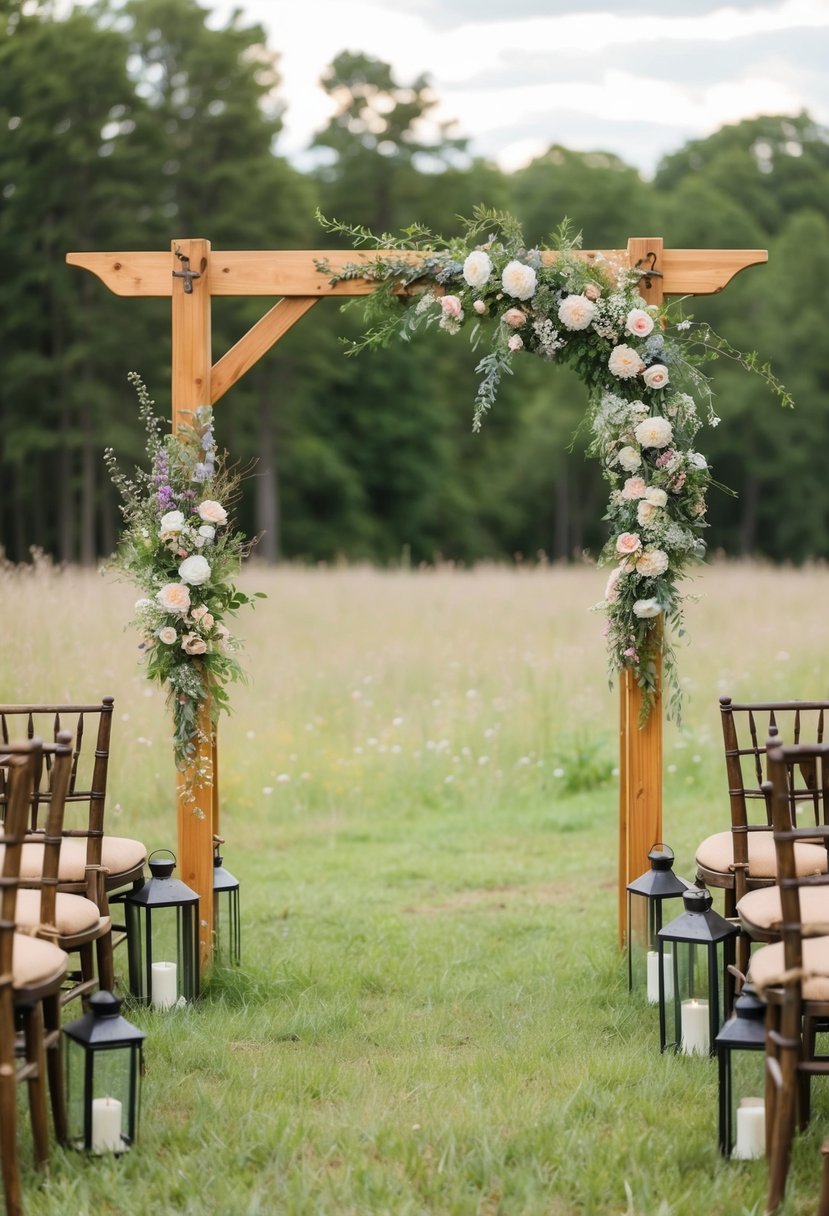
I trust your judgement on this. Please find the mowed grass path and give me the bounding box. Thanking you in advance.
[3,560,829,1216]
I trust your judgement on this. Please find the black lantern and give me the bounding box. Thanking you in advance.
[715,982,767,1157]
[125,849,200,1008]
[213,840,241,966]
[657,886,739,1056]
[63,990,145,1154]
[626,843,690,1002]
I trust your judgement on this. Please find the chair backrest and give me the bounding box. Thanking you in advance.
[720,697,829,845]
[0,741,41,969]
[0,699,114,868]
[766,736,829,976]
[0,733,73,936]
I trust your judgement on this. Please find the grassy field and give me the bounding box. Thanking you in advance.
[3,558,829,1216]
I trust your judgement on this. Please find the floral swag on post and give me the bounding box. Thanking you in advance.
[105,374,261,798]
[317,207,790,722]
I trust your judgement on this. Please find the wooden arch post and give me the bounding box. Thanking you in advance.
[67,238,768,963]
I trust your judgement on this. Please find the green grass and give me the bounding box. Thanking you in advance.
[3,558,829,1215]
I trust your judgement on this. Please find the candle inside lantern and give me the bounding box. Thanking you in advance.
[151,960,177,1010]
[91,1096,123,1153]
[646,950,674,1005]
[733,1097,765,1160]
[680,998,710,1055]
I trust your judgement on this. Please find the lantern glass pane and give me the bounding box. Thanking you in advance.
[214,888,241,966]
[66,1041,133,1150]
[728,1048,766,1157]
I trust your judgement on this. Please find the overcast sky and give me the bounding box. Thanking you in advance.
[208,0,829,177]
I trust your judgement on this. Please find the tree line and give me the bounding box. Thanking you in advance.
[2,0,828,567]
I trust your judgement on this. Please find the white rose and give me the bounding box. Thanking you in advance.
[157,626,178,644]
[501,260,537,300]
[462,250,493,289]
[634,416,673,449]
[157,583,191,614]
[617,446,642,472]
[557,294,596,331]
[644,487,668,508]
[197,500,227,525]
[637,500,659,528]
[178,555,211,586]
[159,509,185,536]
[608,344,645,380]
[643,363,670,390]
[625,308,655,338]
[134,597,152,611]
[688,451,708,470]
[633,597,663,619]
[198,524,216,540]
[637,549,669,578]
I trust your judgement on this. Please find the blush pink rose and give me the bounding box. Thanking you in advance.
[473,299,487,315]
[608,344,645,379]
[643,363,670,390]
[197,500,227,525]
[157,583,191,614]
[181,633,208,655]
[502,308,526,328]
[620,477,647,501]
[440,295,463,320]
[508,334,524,352]
[625,309,655,338]
[584,283,601,301]
[616,532,642,557]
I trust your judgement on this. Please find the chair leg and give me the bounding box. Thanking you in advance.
[820,1139,829,1216]
[21,1002,50,1169]
[799,1012,817,1131]
[766,1007,801,1215]
[43,991,66,1145]
[96,928,115,993]
[0,1040,22,1216]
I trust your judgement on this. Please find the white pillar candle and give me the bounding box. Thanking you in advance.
[646,950,674,1004]
[733,1097,765,1160]
[91,1096,123,1153]
[680,998,710,1055]
[151,960,177,1010]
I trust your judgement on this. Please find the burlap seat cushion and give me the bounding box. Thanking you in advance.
[738,885,829,936]
[12,933,68,989]
[19,836,146,884]
[696,830,827,880]
[749,936,829,1001]
[14,888,108,938]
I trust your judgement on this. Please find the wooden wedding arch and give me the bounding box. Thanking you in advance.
[68,237,768,963]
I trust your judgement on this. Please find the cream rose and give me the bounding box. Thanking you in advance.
[634,416,673,449]
[501,260,537,300]
[637,501,659,528]
[157,583,191,614]
[159,509,185,537]
[633,597,663,619]
[557,294,596,331]
[502,308,526,328]
[617,446,642,472]
[620,477,647,501]
[616,532,642,557]
[644,487,668,508]
[473,299,487,315]
[508,334,524,352]
[181,633,208,655]
[157,626,178,644]
[637,549,669,578]
[625,309,654,338]
[463,250,493,288]
[584,283,601,302]
[178,555,211,586]
[197,500,227,525]
[608,344,645,380]
[643,363,670,390]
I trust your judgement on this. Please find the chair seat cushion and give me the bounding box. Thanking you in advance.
[749,936,829,1001]
[696,830,827,880]
[19,836,146,883]
[14,888,106,938]
[12,933,68,990]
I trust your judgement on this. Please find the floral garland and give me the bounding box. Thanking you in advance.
[105,374,261,794]
[317,207,790,721]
